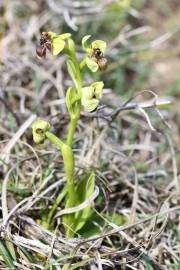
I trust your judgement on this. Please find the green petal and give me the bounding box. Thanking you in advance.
[86,57,99,72]
[82,98,99,112]
[58,33,71,39]
[82,35,91,51]
[92,81,104,99]
[52,38,65,55]
[91,40,107,53]
[82,86,94,100]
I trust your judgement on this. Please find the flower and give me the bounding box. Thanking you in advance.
[32,119,50,144]
[82,35,107,72]
[81,81,104,112]
[36,32,71,58]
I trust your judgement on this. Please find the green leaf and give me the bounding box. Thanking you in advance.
[106,213,127,226]
[82,35,91,51]
[65,87,80,118]
[75,172,95,231]
[67,59,77,88]
[91,40,107,53]
[77,212,104,237]
[142,255,154,270]
[62,198,75,234]
[85,57,99,72]
[52,37,65,55]
[0,241,15,269]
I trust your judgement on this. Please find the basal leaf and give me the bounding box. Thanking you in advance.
[75,172,95,231]
[0,241,15,269]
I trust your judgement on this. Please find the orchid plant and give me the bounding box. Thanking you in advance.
[33,32,107,237]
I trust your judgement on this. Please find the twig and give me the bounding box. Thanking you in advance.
[84,92,172,132]
[1,166,15,229]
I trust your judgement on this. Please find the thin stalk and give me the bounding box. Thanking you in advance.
[66,45,82,147]
[79,58,86,71]
[66,117,78,146]
[45,131,64,151]
[62,143,77,237]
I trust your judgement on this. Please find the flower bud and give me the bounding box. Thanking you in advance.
[32,119,50,144]
[81,82,104,112]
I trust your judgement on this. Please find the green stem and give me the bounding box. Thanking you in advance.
[62,143,77,237]
[79,58,86,71]
[45,131,76,237]
[66,44,82,145]
[45,131,64,151]
[66,117,78,147]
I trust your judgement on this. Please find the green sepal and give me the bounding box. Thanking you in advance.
[58,33,71,39]
[85,57,99,72]
[82,86,99,112]
[91,40,107,53]
[82,98,99,112]
[52,37,65,56]
[51,33,71,56]
[92,81,104,98]
[82,86,94,100]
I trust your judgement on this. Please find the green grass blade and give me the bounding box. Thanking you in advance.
[0,240,15,269]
